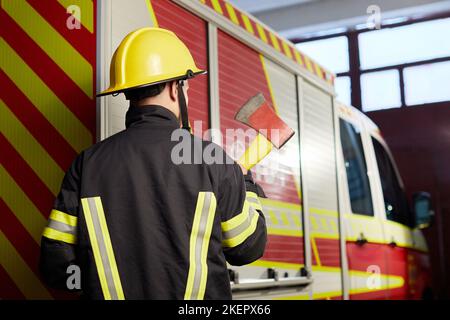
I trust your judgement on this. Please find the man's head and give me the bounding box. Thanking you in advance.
[124,80,190,125]
[97,27,205,130]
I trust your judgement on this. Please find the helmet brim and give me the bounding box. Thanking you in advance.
[96,69,207,97]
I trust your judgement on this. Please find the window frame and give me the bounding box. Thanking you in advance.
[338,117,375,217]
[291,12,450,112]
[369,135,413,226]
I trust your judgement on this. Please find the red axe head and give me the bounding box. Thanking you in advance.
[235,93,295,149]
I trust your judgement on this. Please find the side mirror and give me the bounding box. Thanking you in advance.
[413,192,434,229]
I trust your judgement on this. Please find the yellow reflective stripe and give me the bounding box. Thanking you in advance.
[0,40,92,153]
[225,2,239,25]
[311,237,321,266]
[282,41,293,59]
[269,32,281,51]
[221,201,250,231]
[0,165,46,244]
[1,100,63,195]
[314,63,323,78]
[198,193,216,299]
[184,192,217,300]
[81,197,111,300]
[93,197,125,300]
[268,210,279,225]
[0,231,53,299]
[222,211,259,247]
[42,227,77,244]
[256,23,268,43]
[304,55,315,73]
[241,13,254,34]
[268,227,302,237]
[245,192,262,211]
[49,209,77,227]
[57,0,94,33]
[210,0,223,14]
[294,51,304,66]
[260,54,280,114]
[2,0,93,98]
[145,0,159,27]
[280,212,290,225]
[184,192,204,300]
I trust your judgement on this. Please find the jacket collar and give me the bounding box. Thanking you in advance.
[125,105,180,129]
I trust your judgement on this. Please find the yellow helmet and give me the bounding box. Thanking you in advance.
[97,27,206,97]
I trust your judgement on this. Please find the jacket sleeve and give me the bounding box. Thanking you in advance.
[217,163,267,266]
[39,154,82,291]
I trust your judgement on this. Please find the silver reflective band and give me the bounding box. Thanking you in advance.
[184,192,217,300]
[81,197,124,300]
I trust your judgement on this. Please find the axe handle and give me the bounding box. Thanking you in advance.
[238,134,273,170]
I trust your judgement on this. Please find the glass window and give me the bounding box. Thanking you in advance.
[372,138,411,226]
[335,76,351,105]
[296,36,349,73]
[339,119,373,216]
[361,70,401,111]
[404,60,450,105]
[359,18,450,69]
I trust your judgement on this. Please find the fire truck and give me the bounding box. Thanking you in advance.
[0,0,433,299]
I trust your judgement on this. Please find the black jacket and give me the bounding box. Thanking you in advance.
[39,105,267,300]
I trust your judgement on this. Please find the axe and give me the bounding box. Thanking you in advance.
[235,93,295,170]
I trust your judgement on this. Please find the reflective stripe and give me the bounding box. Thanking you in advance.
[42,227,76,244]
[184,192,217,300]
[246,192,262,211]
[221,191,262,248]
[42,209,78,244]
[49,209,77,227]
[81,197,124,300]
[222,207,259,248]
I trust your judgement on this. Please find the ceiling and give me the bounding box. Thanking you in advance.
[229,0,318,14]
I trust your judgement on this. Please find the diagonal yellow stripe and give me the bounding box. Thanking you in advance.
[210,0,223,14]
[314,63,324,78]
[282,41,293,59]
[1,100,63,195]
[294,50,304,67]
[94,197,125,300]
[256,23,268,43]
[292,213,301,227]
[240,13,254,34]
[145,0,159,27]
[57,0,94,33]
[2,0,93,98]
[280,212,290,226]
[1,39,92,153]
[259,54,280,114]
[0,230,53,299]
[268,210,279,225]
[311,237,322,266]
[225,2,239,25]
[303,55,315,74]
[269,33,281,52]
[0,165,47,244]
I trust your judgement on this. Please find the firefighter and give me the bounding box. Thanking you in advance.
[39,27,267,299]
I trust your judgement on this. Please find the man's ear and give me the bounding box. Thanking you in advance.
[169,81,178,102]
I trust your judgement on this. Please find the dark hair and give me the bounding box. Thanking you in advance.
[124,82,166,101]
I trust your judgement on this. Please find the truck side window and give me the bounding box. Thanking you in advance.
[339,119,374,216]
[372,138,411,226]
